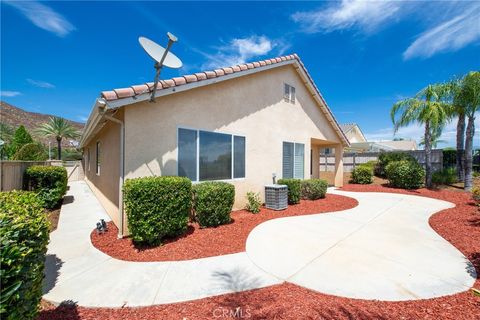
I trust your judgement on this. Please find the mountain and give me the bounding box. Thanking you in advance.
[0,101,84,146]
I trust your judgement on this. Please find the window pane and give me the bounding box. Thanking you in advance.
[96,142,100,175]
[199,131,232,180]
[234,136,245,178]
[178,128,197,181]
[282,142,294,179]
[290,86,295,103]
[284,83,290,102]
[294,143,304,179]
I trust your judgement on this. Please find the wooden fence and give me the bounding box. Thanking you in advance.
[0,160,83,191]
[320,150,444,173]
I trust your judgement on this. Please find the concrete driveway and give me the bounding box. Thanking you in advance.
[246,189,476,301]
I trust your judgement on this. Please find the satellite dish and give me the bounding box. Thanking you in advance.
[139,36,182,69]
[139,33,183,102]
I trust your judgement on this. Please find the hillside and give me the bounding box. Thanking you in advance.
[0,101,84,146]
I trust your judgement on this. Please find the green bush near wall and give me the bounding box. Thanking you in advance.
[24,166,67,209]
[277,178,302,204]
[351,165,374,184]
[385,160,425,189]
[123,176,192,245]
[0,191,49,320]
[432,168,457,185]
[375,152,416,178]
[193,182,235,227]
[301,179,328,200]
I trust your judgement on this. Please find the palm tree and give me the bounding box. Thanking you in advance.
[391,84,451,188]
[36,117,80,160]
[448,78,467,182]
[455,71,480,191]
[419,128,446,148]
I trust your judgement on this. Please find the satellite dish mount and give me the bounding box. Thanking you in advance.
[139,32,182,102]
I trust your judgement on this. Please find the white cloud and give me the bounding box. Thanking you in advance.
[364,114,480,148]
[291,0,401,34]
[0,91,21,97]
[403,4,480,60]
[5,1,75,37]
[201,35,279,69]
[27,78,55,89]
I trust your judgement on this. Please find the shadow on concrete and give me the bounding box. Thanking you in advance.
[37,300,80,320]
[62,195,75,205]
[43,254,63,294]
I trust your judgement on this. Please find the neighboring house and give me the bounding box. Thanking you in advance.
[332,122,417,153]
[80,54,349,236]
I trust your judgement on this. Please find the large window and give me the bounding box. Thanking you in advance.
[282,142,304,179]
[178,128,245,181]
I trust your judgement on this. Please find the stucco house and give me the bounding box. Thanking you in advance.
[80,54,349,237]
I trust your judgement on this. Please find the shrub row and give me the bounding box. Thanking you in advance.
[375,152,416,178]
[24,166,68,209]
[123,177,235,245]
[278,178,328,203]
[385,160,425,189]
[350,161,376,184]
[0,191,49,320]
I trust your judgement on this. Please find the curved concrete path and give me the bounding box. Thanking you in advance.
[43,182,476,307]
[246,189,476,301]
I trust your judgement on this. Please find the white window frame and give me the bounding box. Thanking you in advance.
[284,83,296,104]
[177,126,246,182]
[282,141,304,179]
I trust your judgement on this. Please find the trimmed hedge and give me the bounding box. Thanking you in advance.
[24,166,67,209]
[351,165,373,184]
[375,152,416,178]
[385,160,425,189]
[193,182,235,227]
[123,176,192,245]
[0,191,49,320]
[277,178,301,204]
[301,179,328,200]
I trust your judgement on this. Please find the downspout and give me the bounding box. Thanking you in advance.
[98,101,125,238]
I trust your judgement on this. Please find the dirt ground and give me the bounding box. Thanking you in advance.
[47,208,60,232]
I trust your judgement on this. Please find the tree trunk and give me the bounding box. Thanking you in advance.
[464,116,474,191]
[57,137,62,160]
[424,122,432,188]
[456,112,465,181]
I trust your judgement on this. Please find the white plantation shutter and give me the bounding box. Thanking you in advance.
[282,142,294,178]
[294,143,304,179]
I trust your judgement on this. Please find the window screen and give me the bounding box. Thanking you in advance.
[96,142,101,175]
[294,143,304,179]
[178,128,197,181]
[199,131,232,181]
[283,142,304,179]
[282,142,294,179]
[234,136,246,178]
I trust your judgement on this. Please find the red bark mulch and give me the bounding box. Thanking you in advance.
[90,194,358,261]
[39,186,480,320]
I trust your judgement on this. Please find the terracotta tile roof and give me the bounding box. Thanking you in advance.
[100,54,299,101]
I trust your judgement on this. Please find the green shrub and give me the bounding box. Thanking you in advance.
[301,179,328,200]
[24,166,67,209]
[385,160,425,189]
[351,165,373,184]
[375,152,416,177]
[277,178,302,204]
[442,149,457,169]
[12,143,48,161]
[245,191,262,214]
[0,191,49,320]
[472,186,480,204]
[432,168,457,185]
[193,182,235,227]
[123,176,191,245]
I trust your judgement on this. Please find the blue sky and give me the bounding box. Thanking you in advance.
[1,1,479,147]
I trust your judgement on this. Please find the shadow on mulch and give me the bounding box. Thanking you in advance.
[38,300,80,320]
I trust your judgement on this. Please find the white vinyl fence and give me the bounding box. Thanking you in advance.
[320,150,443,173]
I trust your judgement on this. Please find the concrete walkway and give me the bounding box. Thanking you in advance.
[43,181,281,307]
[43,182,476,307]
[246,189,476,301]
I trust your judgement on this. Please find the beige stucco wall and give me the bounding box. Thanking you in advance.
[83,110,123,225]
[124,64,343,209]
[345,126,366,143]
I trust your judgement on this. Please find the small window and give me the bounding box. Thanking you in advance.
[284,83,295,104]
[96,141,101,175]
[282,141,304,179]
[87,148,91,171]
